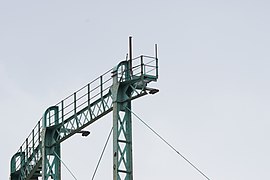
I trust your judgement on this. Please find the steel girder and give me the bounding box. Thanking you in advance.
[42,106,61,180]
[10,54,158,180]
[110,59,158,180]
[111,64,134,180]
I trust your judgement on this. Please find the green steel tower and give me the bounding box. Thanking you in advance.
[10,38,159,180]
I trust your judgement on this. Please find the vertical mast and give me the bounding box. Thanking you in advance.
[112,37,134,180]
[129,36,133,75]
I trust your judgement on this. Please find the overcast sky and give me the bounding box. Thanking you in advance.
[1,0,270,179]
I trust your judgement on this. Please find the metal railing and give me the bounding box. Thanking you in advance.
[12,55,158,176]
[12,121,42,175]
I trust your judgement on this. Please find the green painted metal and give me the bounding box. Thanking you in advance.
[110,56,159,180]
[111,61,134,180]
[10,47,158,180]
[42,106,61,180]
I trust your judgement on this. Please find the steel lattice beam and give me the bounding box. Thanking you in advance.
[10,44,158,180]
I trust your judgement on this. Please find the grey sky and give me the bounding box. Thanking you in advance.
[1,0,270,179]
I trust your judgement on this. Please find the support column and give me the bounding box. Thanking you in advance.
[113,99,133,180]
[42,106,61,180]
[112,62,133,180]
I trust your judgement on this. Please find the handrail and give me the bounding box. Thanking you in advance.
[11,55,158,176]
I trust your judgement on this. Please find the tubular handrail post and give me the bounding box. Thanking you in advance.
[155,44,158,60]
[20,146,23,169]
[100,75,105,111]
[74,92,79,128]
[100,76,103,98]
[129,36,133,76]
[74,92,77,115]
[61,100,64,123]
[32,130,34,158]
[25,138,28,171]
[38,121,40,160]
[155,44,158,78]
[48,110,51,126]
[140,55,144,78]
[87,83,93,120]
[38,121,41,144]
[88,83,90,107]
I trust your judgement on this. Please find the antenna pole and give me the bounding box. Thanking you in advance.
[155,44,158,59]
[129,36,133,76]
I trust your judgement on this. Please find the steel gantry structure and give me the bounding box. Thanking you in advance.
[10,38,159,180]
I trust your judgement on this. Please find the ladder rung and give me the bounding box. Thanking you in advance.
[118,139,130,144]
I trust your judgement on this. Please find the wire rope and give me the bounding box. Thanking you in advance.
[126,107,211,180]
[54,152,78,180]
[91,127,113,180]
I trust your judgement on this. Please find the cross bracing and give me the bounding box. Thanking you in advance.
[10,49,159,180]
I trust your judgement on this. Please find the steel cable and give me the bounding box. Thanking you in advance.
[126,107,211,180]
[91,127,113,180]
[54,152,78,180]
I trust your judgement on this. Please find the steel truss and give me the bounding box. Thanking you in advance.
[10,45,158,180]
